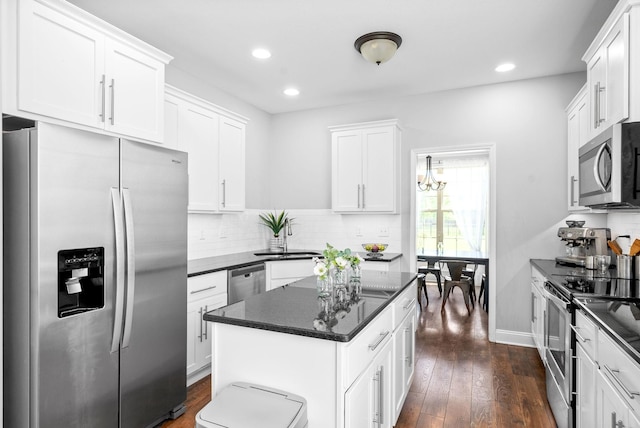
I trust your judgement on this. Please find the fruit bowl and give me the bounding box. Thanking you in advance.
[362,243,388,257]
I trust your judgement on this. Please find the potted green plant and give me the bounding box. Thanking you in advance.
[258,210,289,251]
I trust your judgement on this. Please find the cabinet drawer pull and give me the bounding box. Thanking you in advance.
[190,285,218,294]
[604,364,640,400]
[402,298,416,310]
[368,331,390,351]
[570,325,590,343]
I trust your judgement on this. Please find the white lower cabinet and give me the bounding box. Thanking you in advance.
[265,259,316,291]
[597,370,632,428]
[187,271,227,385]
[575,343,597,428]
[392,309,415,422]
[345,338,393,428]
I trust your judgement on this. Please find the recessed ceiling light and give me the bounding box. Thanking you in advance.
[495,63,516,72]
[283,88,300,96]
[252,48,271,59]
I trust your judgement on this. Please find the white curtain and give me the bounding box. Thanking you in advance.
[441,156,489,254]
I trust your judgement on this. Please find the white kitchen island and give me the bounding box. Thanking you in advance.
[203,271,418,428]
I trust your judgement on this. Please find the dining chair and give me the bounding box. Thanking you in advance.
[440,260,474,315]
[416,273,428,309]
[417,261,442,296]
[462,262,478,302]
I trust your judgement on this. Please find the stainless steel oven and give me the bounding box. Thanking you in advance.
[544,281,572,428]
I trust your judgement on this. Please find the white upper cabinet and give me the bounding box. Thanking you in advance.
[164,85,248,213]
[2,0,171,142]
[583,4,633,134]
[330,119,401,213]
[218,116,246,212]
[566,85,591,212]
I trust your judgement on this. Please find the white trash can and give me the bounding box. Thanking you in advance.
[195,382,308,428]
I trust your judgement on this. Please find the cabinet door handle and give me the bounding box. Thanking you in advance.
[570,175,578,206]
[357,184,361,208]
[604,364,640,400]
[198,307,203,342]
[368,331,390,351]
[378,365,384,426]
[99,74,106,122]
[612,411,625,428]
[599,83,607,124]
[362,184,365,209]
[221,179,226,208]
[203,305,209,340]
[109,78,115,125]
[404,327,412,367]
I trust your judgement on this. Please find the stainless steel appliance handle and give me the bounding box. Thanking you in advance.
[110,188,125,353]
[100,74,106,122]
[368,331,390,351]
[357,184,361,208]
[604,364,640,400]
[593,143,610,192]
[544,287,570,310]
[122,188,136,348]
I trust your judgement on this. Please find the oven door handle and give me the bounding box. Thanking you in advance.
[544,287,571,310]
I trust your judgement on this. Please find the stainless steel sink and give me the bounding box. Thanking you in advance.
[253,251,321,257]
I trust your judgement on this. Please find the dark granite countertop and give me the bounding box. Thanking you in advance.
[575,297,640,365]
[531,258,640,364]
[203,271,417,342]
[188,250,402,277]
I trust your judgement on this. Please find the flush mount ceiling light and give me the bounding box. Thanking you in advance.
[354,31,402,65]
[283,88,300,96]
[252,48,272,59]
[495,63,515,72]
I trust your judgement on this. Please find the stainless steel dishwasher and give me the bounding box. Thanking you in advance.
[228,264,266,304]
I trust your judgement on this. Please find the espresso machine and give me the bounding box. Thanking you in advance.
[556,226,611,266]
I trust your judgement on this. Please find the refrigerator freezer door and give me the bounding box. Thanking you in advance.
[3,123,121,427]
[119,139,188,427]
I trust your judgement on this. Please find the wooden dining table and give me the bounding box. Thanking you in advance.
[417,253,490,311]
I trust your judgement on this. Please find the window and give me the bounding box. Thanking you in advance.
[416,154,489,256]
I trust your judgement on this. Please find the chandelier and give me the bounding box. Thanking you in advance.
[417,155,446,191]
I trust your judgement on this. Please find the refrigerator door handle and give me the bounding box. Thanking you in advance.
[122,188,136,348]
[110,188,126,353]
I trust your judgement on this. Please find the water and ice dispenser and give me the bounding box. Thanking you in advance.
[57,247,105,318]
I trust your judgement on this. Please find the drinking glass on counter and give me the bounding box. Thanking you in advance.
[595,255,610,273]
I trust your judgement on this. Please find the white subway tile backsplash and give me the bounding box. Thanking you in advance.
[188,209,402,260]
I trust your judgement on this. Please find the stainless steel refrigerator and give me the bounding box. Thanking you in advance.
[3,120,188,427]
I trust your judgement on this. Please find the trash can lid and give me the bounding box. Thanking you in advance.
[198,382,307,428]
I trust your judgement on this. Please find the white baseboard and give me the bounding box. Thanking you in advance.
[187,365,211,387]
[494,329,535,348]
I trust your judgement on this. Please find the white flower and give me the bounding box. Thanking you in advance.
[314,262,328,277]
[334,256,349,270]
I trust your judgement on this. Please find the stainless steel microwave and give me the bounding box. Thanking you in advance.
[578,122,640,209]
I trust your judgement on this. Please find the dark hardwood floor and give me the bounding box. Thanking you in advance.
[161,282,556,428]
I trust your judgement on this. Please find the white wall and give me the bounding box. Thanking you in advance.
[268,72,587,339]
